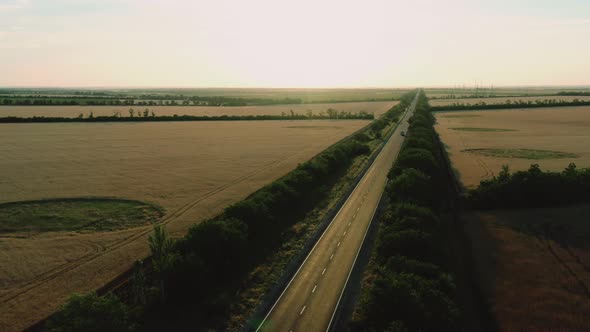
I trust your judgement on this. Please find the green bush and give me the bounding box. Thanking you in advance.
[467,163,590,209]
[408,127,436,142]
[390,203,439,229]
[408,113,432,128]
[47,293,130,332]
[354,132,372,142]
[389,148,439,180]
[361,270,458,332]
[387,168,433,206]
[404,136,434,150]
[384,256,456,295]
[377,228,433,262]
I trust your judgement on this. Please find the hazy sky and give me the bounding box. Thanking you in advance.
[1,0,589,88]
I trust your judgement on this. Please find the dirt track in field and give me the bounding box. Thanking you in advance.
[434,106,590,187]
[0,101,396,118]
[0,120,369,331]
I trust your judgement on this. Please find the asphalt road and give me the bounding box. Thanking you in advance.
[256,93,419,332]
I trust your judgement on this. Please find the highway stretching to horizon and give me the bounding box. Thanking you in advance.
[256,92,419,332]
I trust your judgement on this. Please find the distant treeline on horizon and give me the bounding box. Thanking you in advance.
[0,110,375,123]
[0,93,399,107]
[431,98,590,111]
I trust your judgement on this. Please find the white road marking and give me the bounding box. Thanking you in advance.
[348,222,351,226]
[327,94,417,331]
[337,241,341,247]
[330,254,334,260]
[255,131,381,331]
[259,95,417,332]
[353,213,356,218]
[312,285,317,293]
[343,231,347,236]
[300,306,306,315]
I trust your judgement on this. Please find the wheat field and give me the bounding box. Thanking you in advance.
[0,119,370,331]
[434,106,590,187]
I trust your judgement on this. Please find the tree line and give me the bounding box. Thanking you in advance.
[0,110,374,123]
[428,93,544,100]
[352,92,460,331]
[556,91,590,96]
[432,98,590,112]
[466,163,590,210]
[44,92,418,332]
[1,96,136,106]
[0,95,302,106]
[0,95,398,107]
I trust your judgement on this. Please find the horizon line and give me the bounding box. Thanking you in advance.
[1,84,590,90]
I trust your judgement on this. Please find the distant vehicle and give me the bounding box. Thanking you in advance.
[401,131,405,136]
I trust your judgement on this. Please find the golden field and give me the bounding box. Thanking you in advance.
[465,205,590,331]
[437,106,590,331]
[0,101,396,118]
[434,106,590,187]
[0,119,369,331]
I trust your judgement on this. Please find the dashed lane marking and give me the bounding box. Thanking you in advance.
[300,306,306,315]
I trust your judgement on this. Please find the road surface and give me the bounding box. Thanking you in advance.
[257,93,419,332]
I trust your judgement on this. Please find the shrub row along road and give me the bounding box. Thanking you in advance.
[257,93,419,332]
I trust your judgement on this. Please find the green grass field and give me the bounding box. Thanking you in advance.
[0,198,164,233]
[463,148,578,160]
[450,127,517,132]
[440,114,482,118]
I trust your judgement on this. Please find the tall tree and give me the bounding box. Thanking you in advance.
[148,224,177,303]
